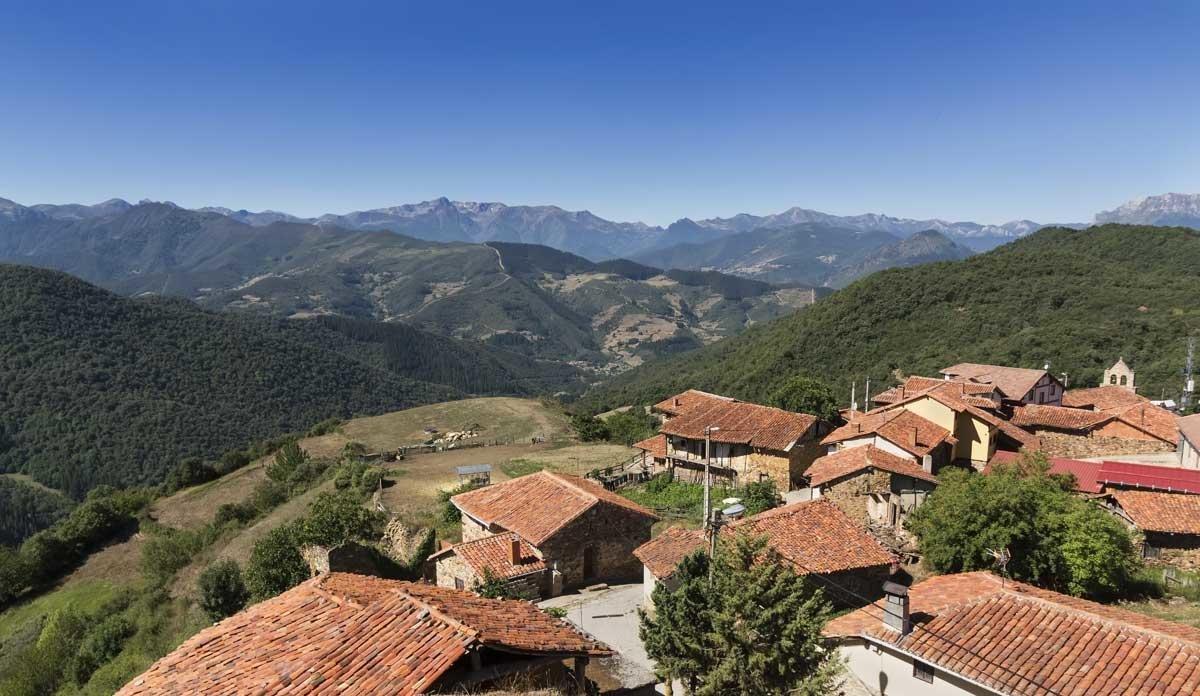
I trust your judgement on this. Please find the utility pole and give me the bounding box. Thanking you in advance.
[865,377,871,409]
[1183,337,1196,412]
[702,426,720,540]
[850,381,858,413]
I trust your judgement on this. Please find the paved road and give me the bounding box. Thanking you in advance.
[540,583,658,690]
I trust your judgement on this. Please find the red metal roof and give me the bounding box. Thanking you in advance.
[1097,460,1200,495]
[984,451,1104,494]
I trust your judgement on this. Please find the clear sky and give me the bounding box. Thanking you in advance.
[1,1,1197,226]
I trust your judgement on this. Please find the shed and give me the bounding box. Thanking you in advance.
[455,463,492,486]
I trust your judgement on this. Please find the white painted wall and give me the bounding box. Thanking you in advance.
[837,435,919,462]
[839,639,997,696]
[1180,434,1200,470]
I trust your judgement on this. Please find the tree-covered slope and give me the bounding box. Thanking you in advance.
[584,225,1200,411]
[0,265,577,496]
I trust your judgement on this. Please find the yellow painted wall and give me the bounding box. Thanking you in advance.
[901,397,954,430]
[901,397,994,463]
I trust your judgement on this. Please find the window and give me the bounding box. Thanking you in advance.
[1110,375,1118,385]
[454,577,465,590]
[913,660,935,683]
[1120,375,1128,386]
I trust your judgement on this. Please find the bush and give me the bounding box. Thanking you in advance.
[265,441,307,484]
[250,480,287,514]
[71,615,133,685]
[438,482,481,524]
[140,527,208,586]
[604,408,658,446]
[570,414,610,442]
[769,375,839,420]
[740,480,782,515]
[197,559,250,621]
[214,502,256,527]
[164,457,218,492]
[245,524,310,601]
[306,418,344,437]
[296,492,384,548]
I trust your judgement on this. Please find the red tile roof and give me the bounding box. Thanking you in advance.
[873,376,1000,406]
[1062,385,1148,410]
[652,389,736,417]
[826,571,1200,696]
[984,451,1105,494]
[871,381,1042,451]
[452,471,658,546]
[633,525,706,580]
[117,573,610,696]
[1111,489,1200,535]
[632,433,666,458]
[435,531,548,581]
[940,362,1054,400]
[806,445,938,487]
[660,399,818,452]
[822,408,953,457]
[1108,401,1180,444]
[1098,460,1200,495]
[633,500,893,581]
[1010,404,1113,431]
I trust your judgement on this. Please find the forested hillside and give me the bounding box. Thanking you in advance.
[0,265,576,496]
[0,477,75,546]
[584,225,1200,411]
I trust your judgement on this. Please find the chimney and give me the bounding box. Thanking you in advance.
[509,536,521,565]
[673,397,680,407]
[854,422,862,433]
[909,426,918,449]
[922,454,933,474]
[882,581,911,635]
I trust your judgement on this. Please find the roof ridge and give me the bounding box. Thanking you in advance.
[542,470,600,503]
[451,530,522,550]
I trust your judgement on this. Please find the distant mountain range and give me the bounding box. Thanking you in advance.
[0,200,815,371]
[1095,192,1200,228]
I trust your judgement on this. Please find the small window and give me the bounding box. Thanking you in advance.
[1120,375,1128,386]
[913,660,935,683]
[1110,374,1118,385]
[454,577,465,590]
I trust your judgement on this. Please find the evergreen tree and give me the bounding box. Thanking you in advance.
[700,535,839,696]
[639,550,712,694]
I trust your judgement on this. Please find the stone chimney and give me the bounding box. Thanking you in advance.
[908,426,918,449]
[509,536,521,565]
[674,396,681,407]
[922,454,933,474]
[882,581,911,635]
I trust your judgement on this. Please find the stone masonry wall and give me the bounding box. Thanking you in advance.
[1036,431,1175,459]
[461,515,493,542]
[436,554,480,590]
[820,470,893,526]
[818,565,892,608]
[537,504,654,590]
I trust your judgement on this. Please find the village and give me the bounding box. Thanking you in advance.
[116,358,1200,696]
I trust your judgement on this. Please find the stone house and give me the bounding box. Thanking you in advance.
[634,500,895,609]
[865,380,1038,467]
[939,362,1065,406]
[657,395,826,491]
[1180,414,1200,470]
[116,573,612,696]
[430,531,550,598]
[1011,400,1178,457]
[805,446,938,532]
[826,571,1200,696]
[821,407,956,471]
[444,471,658,594]
[1109,489,1200,566]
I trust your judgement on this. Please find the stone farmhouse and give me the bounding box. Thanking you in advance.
[826,571,1200,696]
[633,499,895,608]
[804,445,938,532]
[646,389,827,491]
[1013,387,1178,457]
[939,362,1065,405]
[822,406,957,470]
[116,573,611,695]
[438,471,658,597]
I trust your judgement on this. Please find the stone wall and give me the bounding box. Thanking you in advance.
[1145,532,1200,571]
[461,514,493,542]
[436,553,549,598]
[538,504,654,589]
[1036,431,1175,459]
[819,470,893,526]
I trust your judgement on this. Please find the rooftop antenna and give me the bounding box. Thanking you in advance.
[986,547,1011,587]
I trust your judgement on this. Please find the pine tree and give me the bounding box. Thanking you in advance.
[639,550,712,694]
[701,535,840,696]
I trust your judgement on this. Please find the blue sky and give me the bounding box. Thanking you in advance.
[1,1,1197,225]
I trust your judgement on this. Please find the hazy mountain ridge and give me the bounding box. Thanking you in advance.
[0,200,813,371]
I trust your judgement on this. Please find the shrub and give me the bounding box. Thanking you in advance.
[245,524,310,601]
[249,480,287,514]
[164,457,218,492]
[769,375,839,421]
[197,559,250,621]
[570,414,610,442]
[296,492,384,548]
[71,615,134,685]
[265,441,307,483]
[140,527,206,585]
[740,480,783,515]
[437,482,481,524]
[214,502,256,527]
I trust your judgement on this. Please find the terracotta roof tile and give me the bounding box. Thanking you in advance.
[632,433,666,458]
[1112,490,1200,535]
[874,376,1000,406]
[634,500,893,580]
[1178,413,1200,447]
[660,400,817,452]
[870,382,1041,451]
[826,571,1200,696]
[452,471,658,546]
[1011,404,1113,431]
[117,573,609,696]
[633,525,705,580]
[940,362,1054,400]
[822,408,953,457]
[652,389,736,417]
[1062,386,1148,410]
[806,445,938,487]
[1109,402,1179,444]
[437,532,548,581]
